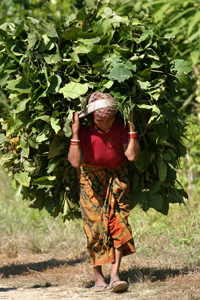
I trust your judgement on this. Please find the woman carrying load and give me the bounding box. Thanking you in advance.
[68,92,140,293]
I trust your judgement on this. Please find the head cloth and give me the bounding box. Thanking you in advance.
[88,92,117,118]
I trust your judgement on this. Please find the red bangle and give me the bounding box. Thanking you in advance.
[128,133,137,139]
[70,141,80,145]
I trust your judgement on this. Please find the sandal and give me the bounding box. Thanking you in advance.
[107,280,129,293]
[89,284,108,292]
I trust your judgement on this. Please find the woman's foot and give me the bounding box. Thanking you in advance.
[90,284,107,292]
[90,276,107,292]
[93,265,107,288]
[94,278,107,287]
[107,272,128,293]
[107,280,129,293]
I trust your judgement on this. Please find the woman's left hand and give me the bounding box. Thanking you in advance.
[71,111,80,135]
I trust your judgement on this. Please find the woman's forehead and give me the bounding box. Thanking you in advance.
[94,115,115,121]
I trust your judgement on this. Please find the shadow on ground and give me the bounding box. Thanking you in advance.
[0,287,17,292]
[85,266,194,288]
[0,258,196,290]
[121,266,192,282]
[0,258,84,278]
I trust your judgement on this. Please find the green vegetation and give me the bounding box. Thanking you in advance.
[0,1,192,219]
[0,167,199,268]
[178,116,200,202]
[0,0,77,21]
[0,166,85,257]
[110,1,200,205]
[0,2,199,297]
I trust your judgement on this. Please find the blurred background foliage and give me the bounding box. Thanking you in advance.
[0,0,78,21]
[0,0,199,206]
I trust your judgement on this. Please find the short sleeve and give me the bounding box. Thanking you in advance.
[79,126,88,152]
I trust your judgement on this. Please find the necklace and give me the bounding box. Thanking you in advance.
[94,124,111,134]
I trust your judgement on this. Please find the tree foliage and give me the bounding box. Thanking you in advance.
[110,0,199,61]
[109,0,200,202]
[0,1,191,219]
[0,0,77,22]
[110,0,199,109]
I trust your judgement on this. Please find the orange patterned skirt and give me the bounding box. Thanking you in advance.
[76,161,135,267]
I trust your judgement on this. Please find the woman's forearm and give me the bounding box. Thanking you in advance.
[68,132,84,168]
[124,122,141,161]
[68,146,84,168]
[124,138,140,161]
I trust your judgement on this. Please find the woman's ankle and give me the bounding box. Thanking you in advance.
[93,266,106,285]
[94,276,106,286]
[110,273,120,283]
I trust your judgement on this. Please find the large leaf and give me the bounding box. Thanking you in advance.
[150,181,161,195]
[48,75,62,93]
[59,82,88,99]
[136,80,151,90]
[36,132,48,143]
[42,52,62,64]
[149,194,163,211]
[6,78,31,93]
[108,66,133,82]
[134,151,151,172]
[48,137,67,158]
[33,176,56,188]
[14,172,31,187]
[50,117,61,134]
[157,160,168,182]
[170,59,192,74]
[147,105,160,125]
[15,98,30,113]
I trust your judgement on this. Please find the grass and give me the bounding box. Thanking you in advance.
[0,165,200,269]
[129,203,200,269]
[0,166,200,299]
[0,167,86,259]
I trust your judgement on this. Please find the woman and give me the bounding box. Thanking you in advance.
[68,92,140,293]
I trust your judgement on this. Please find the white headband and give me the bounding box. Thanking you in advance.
[78,98,117,118]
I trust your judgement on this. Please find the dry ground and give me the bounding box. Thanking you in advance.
[0,252,200,300]
[0,167,200,300]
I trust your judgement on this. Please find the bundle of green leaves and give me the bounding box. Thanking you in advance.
[111,0,199,111]
[0,1,191,219]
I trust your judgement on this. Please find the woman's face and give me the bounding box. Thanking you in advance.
[93,114,115,131]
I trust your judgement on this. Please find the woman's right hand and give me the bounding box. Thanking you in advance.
[68,111,84,168]
[71,112,80,135]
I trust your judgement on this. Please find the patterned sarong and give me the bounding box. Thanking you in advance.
[77,161,135,266]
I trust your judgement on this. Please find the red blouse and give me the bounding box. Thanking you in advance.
[79,117,128,168]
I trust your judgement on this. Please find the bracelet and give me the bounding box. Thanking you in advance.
[128,133,137,139]
[70,141,80,146]
[128,132,137,134]
[70,139,80,142]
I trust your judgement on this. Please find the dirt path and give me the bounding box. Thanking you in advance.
[0,254,200,300]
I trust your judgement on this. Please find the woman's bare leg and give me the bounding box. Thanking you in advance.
[93,247,124,287]
[107,247,129,292]
[93,265,107,286]
[110,247,123,283]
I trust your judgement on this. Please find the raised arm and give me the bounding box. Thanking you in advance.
[123,112,141,161]
[68,112,85,168]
